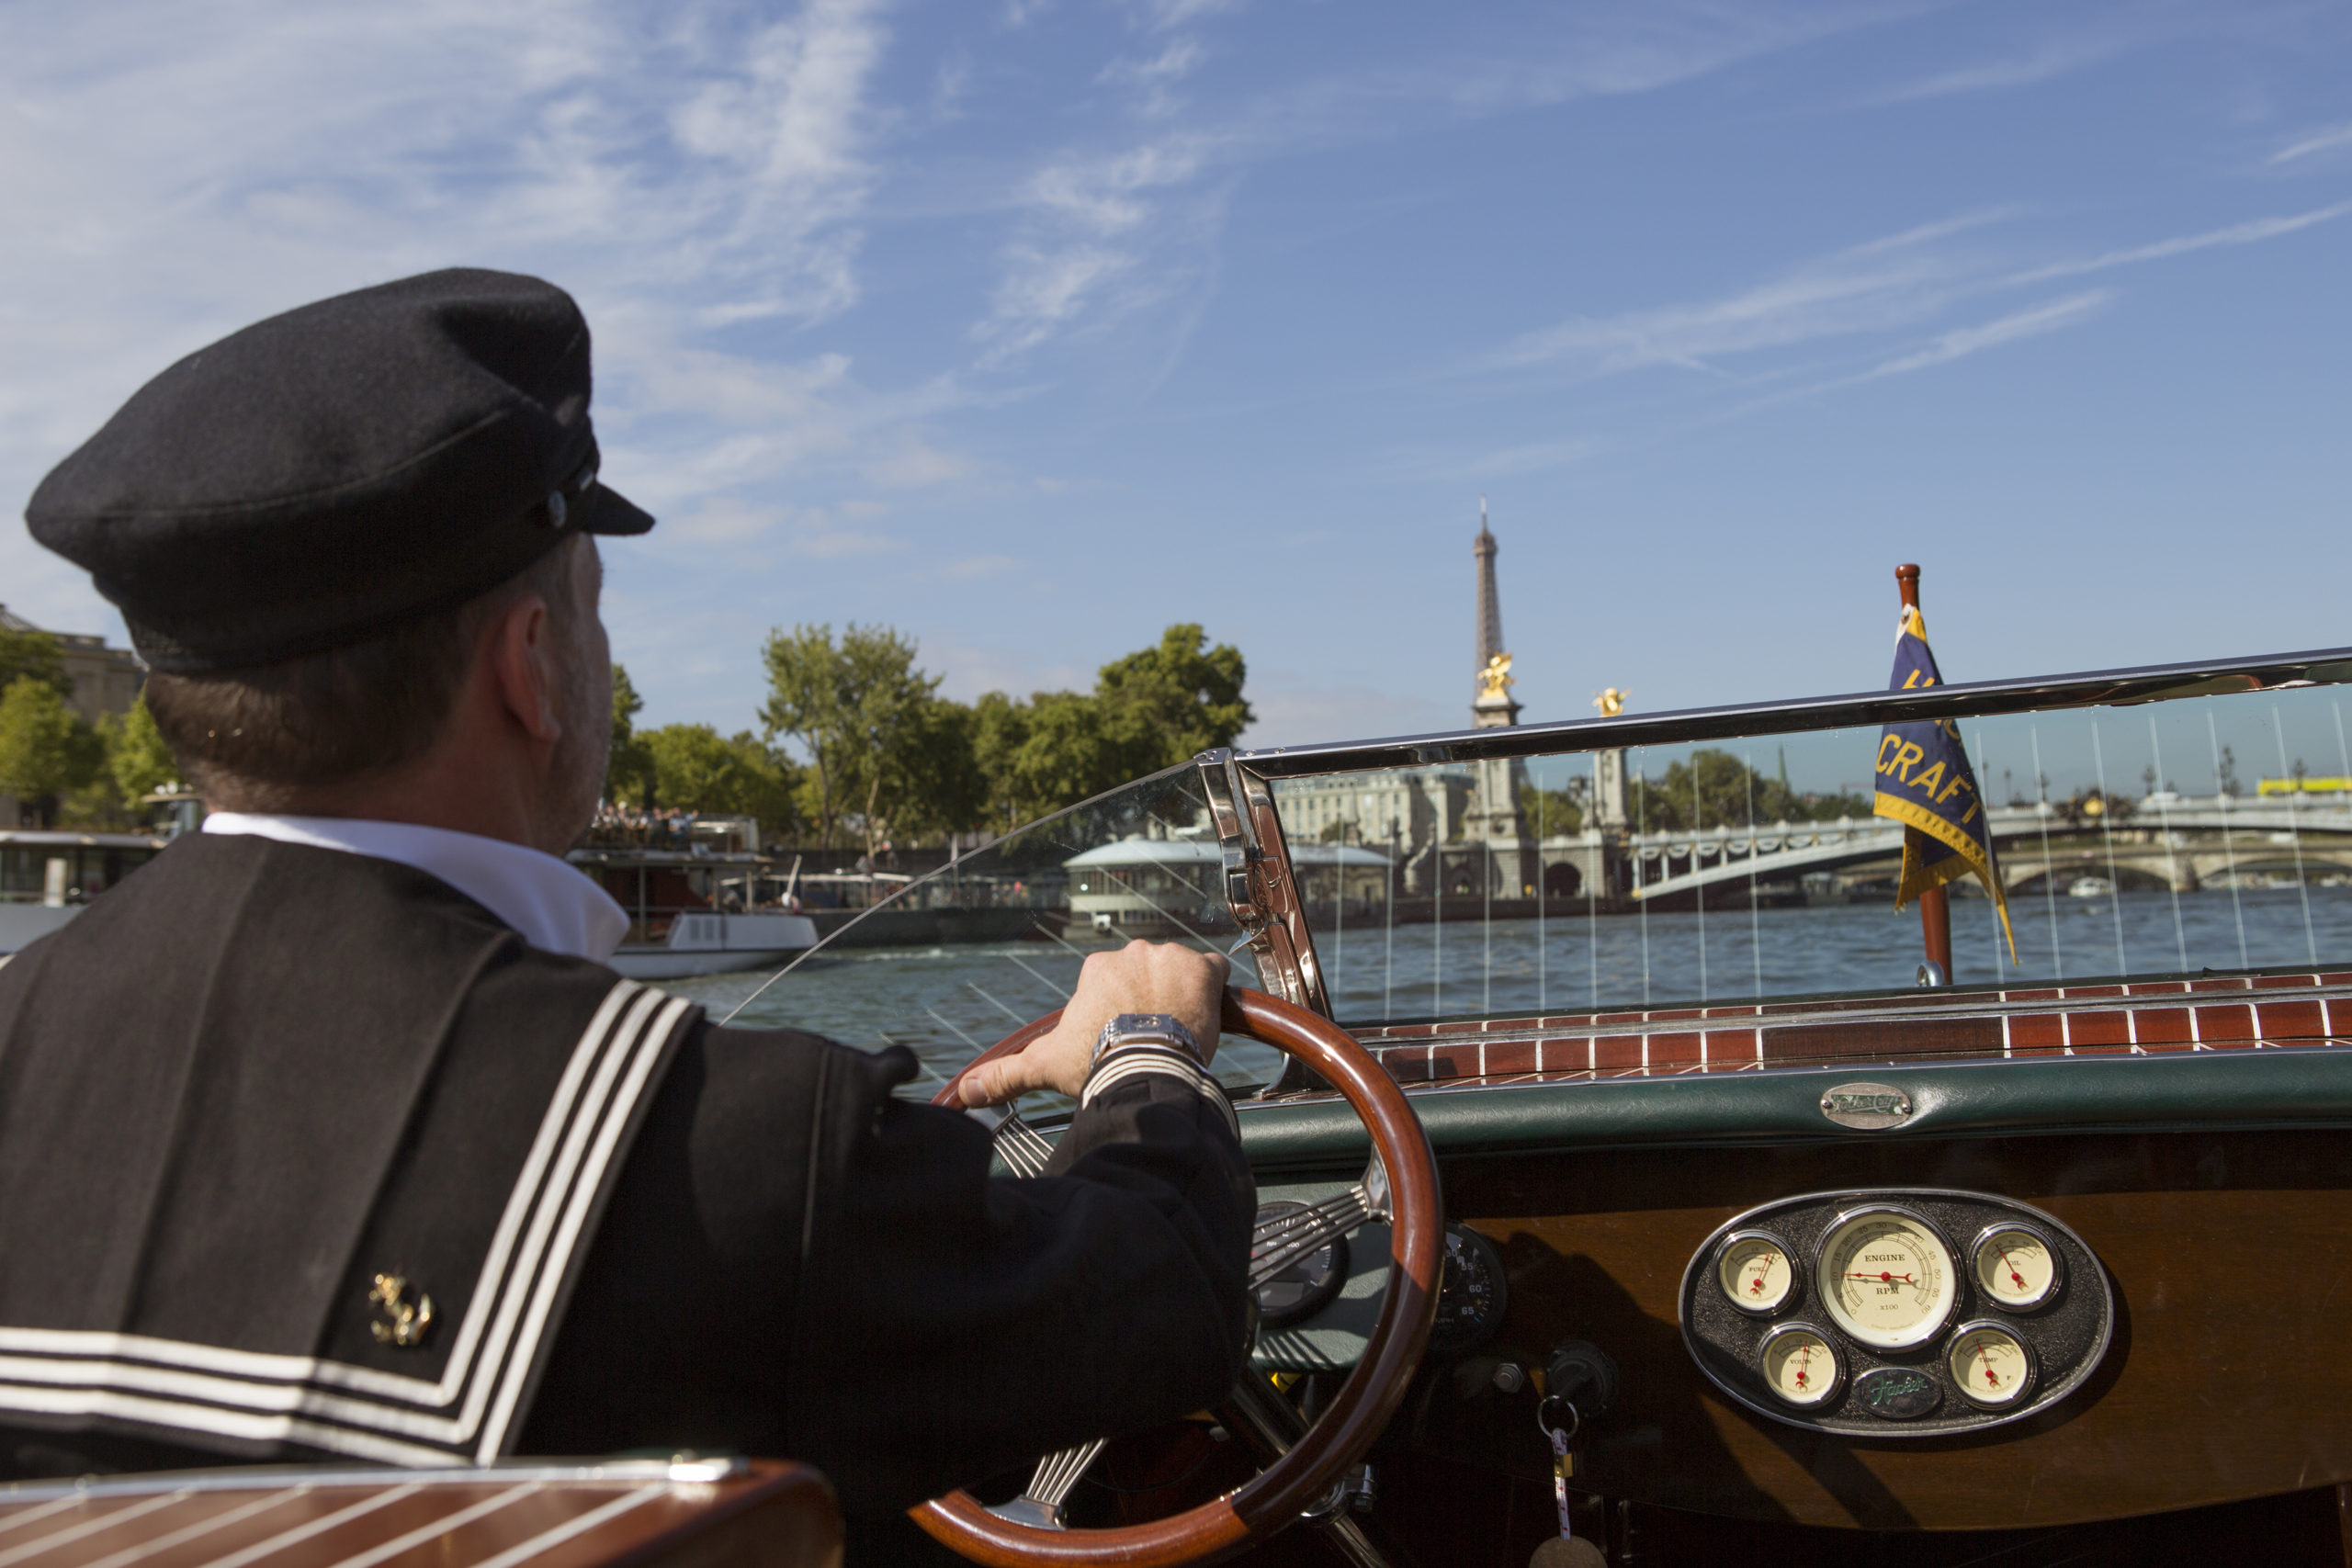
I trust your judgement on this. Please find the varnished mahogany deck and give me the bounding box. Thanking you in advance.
[0,1459,838,1568]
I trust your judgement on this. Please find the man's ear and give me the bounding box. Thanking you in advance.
[486,593,564,746]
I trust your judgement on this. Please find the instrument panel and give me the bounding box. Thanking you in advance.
[1679,1190,2111,1438]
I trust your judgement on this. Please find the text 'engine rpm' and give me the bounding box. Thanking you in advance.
[1815,1209,1958,1349]
[1758,1326,1840,1407]
[1716,1234,1793,1314]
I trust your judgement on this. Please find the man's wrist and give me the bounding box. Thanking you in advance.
[1081,1013,1236,1136]
[1091,1012,1205,1068]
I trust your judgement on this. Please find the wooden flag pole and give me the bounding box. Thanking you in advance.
[1896,563,1954,982]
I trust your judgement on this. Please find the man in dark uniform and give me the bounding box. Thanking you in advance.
[0,270,1255,1555]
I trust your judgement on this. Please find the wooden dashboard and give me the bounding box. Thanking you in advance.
[1417,1127,2352,1529]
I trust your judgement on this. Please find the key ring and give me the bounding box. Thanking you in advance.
[1536,1393,1580,1446]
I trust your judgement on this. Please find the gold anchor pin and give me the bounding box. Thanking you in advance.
[368,1273,435,1348]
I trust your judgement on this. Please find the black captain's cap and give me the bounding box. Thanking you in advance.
[25,267,654,673]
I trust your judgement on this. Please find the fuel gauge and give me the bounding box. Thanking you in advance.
[1715,1231,1796,1315]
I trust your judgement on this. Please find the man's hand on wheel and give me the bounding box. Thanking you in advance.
[957,940,1229,1106]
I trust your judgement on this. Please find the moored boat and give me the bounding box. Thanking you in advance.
[0,829,167,957]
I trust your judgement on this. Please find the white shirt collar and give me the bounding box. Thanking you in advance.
[201,813,629,963]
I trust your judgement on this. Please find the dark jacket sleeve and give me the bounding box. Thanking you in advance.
[788,1043,1256,1517]
[524,1021,1254,1521]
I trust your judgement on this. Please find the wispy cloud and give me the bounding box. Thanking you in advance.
[2003,202,2352,286]
[1869,35,2136,104]
[1864,290,2111,379]
[1099,38,1206,118]
[0,0,914,626]
[2270,123,2352,165]
[1481,199,2347,402]
[1487,214,1994,377]
[978,134,1218,356]
[975,2,1923,362]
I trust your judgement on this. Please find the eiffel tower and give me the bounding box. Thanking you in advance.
[1463,504,1534,893]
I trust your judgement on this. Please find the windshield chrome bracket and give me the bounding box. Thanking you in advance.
[1199,751,1334,1071]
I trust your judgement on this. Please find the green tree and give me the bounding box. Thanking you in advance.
[1518,784,1584,835]
[640,723,803,836]
[607,662,653,806]
[972,688,1125,828]
[760,624,977,854]
[1092,624,1252,770]
[99,695,179,804]
[1624,749,1871,832]
[0,676,104,827]
[969,625,1253,826]
[0,624,70,701]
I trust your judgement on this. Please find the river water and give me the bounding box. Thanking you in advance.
[663,886,2352,1098]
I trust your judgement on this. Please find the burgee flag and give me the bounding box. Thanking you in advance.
[1872,606,2016,958]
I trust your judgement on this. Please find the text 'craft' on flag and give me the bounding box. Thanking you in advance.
[1873,605,2018,958]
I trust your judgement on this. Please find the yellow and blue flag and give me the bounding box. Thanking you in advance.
[1872,606,2016,957]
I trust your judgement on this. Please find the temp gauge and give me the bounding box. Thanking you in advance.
[1815,1206,1958,1350]
[1948,1323,2035,1407]
[1715,1230,1796,1315]
[1973,1224,2063,1311]
[1758,1325,1842,1408]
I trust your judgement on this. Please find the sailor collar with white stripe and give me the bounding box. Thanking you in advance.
[201,813,628,963]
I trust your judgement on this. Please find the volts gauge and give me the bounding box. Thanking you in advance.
[1948,1323,2035,1407]
[1815,1206,1959,1349]
[1758,1325,1842,1408]
[1715,1231,1795,1315]
[1973,1224,2062,1311]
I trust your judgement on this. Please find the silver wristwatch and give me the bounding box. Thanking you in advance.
[1091,1012,1205,1067]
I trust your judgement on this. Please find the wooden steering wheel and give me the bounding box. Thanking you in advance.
[913,987,1442,1567]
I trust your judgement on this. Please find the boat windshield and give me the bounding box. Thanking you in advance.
[683,647,2352,1106]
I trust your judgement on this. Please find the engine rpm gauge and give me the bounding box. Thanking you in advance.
[1815,1206,1958,1349]
[1973,1224,2062,1310]
[1758,1325,1842,1408]
[1715,1231,1795,1314]
[1948,1323,2035,1406]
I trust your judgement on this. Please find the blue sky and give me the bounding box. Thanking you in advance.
[4,0,2347,751]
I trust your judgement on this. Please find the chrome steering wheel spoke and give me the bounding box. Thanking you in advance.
[983,1107,1057,1179]
[990,1440,1110,1529]
[1248,1156,1390,1292]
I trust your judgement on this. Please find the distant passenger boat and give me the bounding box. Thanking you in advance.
[605,908,820,979]
[2068,875,2113,897]
[571,821,817,980]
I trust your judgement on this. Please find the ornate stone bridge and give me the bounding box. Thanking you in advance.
[1614,797,2352,901]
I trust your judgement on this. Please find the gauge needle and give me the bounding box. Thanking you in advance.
[1976,1348,2001,1388]
[1793,1346,1812,1391]
[1842,1271,1917,1284]
[1996,1247,2027,1290]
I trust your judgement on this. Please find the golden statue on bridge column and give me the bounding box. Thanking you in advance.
[1593,687,1629,717]
[1477,651,1516,700]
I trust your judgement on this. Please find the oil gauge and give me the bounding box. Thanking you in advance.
[1973,1224,2062,1311]
[1715,1231,1795,1314]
